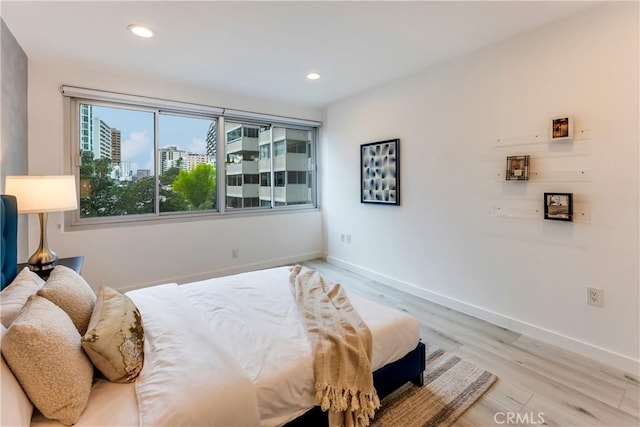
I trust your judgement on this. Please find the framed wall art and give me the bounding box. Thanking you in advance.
[506,155,530,181]
[361,139,399,205]
[544,192,573,221]
[550,116,574,141]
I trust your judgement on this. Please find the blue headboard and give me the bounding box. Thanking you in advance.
[1,195,18,290]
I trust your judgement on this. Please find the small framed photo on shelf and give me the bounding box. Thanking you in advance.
[550,116,574,141]
[506,155,530,181]
[544,192,573,221]
[361,138,399,205]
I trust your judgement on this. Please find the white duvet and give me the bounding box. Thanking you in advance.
[31,266,419,427]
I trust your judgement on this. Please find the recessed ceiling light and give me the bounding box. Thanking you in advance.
[128,24,155,38]
[306,73,321,80]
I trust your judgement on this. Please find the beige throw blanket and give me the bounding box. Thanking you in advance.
[289,265,380,427]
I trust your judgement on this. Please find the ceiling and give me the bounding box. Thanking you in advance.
[1,1,599,109]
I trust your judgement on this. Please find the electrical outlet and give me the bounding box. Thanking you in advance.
[340,234,345,243]
[232,248,239,259]
[587,287,603,307]
[346,234,352,244]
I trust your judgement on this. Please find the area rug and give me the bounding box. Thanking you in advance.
[371,349,497,427]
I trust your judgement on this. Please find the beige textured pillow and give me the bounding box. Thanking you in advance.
[37,265,96,334]
[1,295,94,426]
[0,267,45,327]
[82,286,144,383]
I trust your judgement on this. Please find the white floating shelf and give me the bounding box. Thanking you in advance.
[492,169,591,182]
[494,128,591,148]
[489,206,591,224]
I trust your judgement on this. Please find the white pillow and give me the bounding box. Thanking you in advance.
[1,295,94,426]
[1,325,34,427]
[0,267,46,328]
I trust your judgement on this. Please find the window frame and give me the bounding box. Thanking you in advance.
[63,87,320,230]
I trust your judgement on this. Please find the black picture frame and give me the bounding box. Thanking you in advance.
[544,192,573,221]
[361,139,399,205]
[506,155,530,181]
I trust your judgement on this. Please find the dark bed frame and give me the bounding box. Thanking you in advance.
[0,194,425,425]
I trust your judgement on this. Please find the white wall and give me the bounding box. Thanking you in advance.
[1,19,29,261]
[322,3,639,373]
[27,59,324,289]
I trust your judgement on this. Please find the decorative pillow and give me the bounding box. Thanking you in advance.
[0,267,45,327]
[37,265,96,334]
[1,295,93,426]
[82,286,144,383]
[1,325,34,427]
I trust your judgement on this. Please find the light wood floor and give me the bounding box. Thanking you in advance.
[303,259,640,427]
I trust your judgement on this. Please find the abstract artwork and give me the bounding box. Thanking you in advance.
[361,139,399,205]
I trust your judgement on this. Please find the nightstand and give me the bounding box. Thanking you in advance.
[18,256,84,280]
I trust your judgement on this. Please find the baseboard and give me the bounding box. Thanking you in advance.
[121,251,324,292]
[327,256,640,375]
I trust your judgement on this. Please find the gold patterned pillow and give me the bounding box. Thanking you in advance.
[81,286,144,383]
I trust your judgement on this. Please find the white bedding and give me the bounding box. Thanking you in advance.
[31,266,419,427]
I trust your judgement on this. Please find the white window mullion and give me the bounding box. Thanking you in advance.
[218,117,226,214]
[154,111,160,216]
[269,126,275,208]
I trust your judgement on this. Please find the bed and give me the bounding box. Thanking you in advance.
[1,194,425,426]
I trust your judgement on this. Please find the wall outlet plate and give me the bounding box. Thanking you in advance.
[587,287,603,307]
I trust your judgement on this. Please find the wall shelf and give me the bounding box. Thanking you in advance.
[494,128,591,148]
[493,169,591,182]
[489,206,591,224]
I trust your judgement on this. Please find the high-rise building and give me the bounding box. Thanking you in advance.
[225,123,260,208]
[92,118,112,160]
[159,146,215,175]
[258,127,311,207]
[80,104,94,153]
[110,160,132,182]
[136,169,151,180]
[80,104,112,160]
[185,153,215,171]
[159,146,187,175]
[206,121,217,161]
[111,128,121,164]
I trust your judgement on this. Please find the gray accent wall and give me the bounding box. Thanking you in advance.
[1,18,28,261]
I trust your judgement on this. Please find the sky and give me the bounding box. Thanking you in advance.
[92,105,214,174]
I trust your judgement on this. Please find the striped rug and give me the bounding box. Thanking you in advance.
[372,349,497,427]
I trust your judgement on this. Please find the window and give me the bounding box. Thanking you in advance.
[76,104,217,219]
[244,174,259,184]
[65,87,318,226]
[274,141,285,156]
[158,114,217,213]
[287,140,307,154]
[287,171,307,184]
[78,104,156,218]
[227,175,242,186]
[226,123,314,208]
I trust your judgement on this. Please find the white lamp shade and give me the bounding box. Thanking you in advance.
[5,175,78,214]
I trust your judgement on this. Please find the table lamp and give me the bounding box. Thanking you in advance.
[5,175,78,272]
